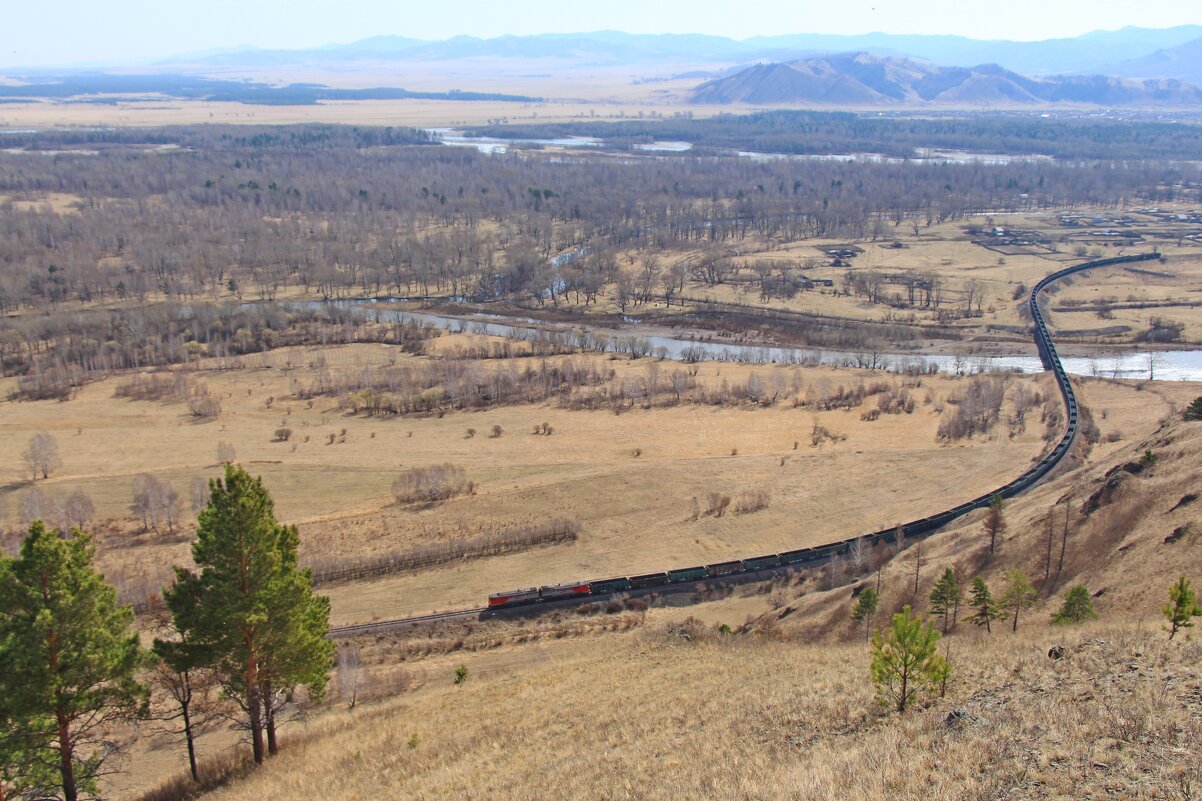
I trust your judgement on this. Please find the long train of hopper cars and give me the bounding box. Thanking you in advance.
[485,252,1161,611]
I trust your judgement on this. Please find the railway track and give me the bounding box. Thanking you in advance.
[328,252,1161,636]
[330,607,486,637]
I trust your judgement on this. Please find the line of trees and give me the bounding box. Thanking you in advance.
[0,124,1187,322]
[863,572,1200,717]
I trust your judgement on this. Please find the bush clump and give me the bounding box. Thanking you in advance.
[391,464,474,505]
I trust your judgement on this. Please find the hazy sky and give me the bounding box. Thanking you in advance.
[2,0,1199,68]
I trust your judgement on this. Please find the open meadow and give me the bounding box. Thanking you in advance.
[0,334,1143,623]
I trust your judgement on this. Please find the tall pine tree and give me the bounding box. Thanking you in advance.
[928,568,961,634]
[983,494,1006,556]
[968,576,1001,633]
[999,569,1036,632]
[164,464,332,765]
[850,587,879,641]
[0,523,147,801]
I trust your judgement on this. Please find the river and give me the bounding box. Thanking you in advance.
[312,299,1202,382]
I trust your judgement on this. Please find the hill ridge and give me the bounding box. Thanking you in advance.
[691,52,1202,107]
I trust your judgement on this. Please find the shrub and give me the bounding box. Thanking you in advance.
[273,427,293,442]
[391,464,474,505]
[1052,584,1098,625]
[734,489,770,514]
[705,493,732,518]
[186,382,222,419]
[870,605,950,714]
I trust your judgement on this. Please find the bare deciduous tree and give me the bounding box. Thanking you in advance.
[391,465,474,505]
[22,431,62,480]
[337,642,365,710]
[132,474,183,533]
[190,476,210,513]
[215,441,236,464]
[63,489,95,530]
[19,486,52,528]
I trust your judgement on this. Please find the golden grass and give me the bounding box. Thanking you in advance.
[1,342,1069,623]
[108,370,1202,801]
[125,621,1202,801]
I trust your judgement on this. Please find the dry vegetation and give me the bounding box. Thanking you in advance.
[108,375,1202,801]
[0,342,1074,622]
[5,117,1202,799]
[124,623,1202,801]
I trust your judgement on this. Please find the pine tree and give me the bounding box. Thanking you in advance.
[968,576,1001,633]
[0,522,147,801]
[1184,396,1202,421]
[998,569,1037,632]
[163,464,332,766]
[928,568,961,634]
[1052,584,1098,625]
[1164,576,1202,640]
[257,522,333,755]
[983,494,1006,556]
[152,590,221,784]
[870,605,950,714]
[850,587,879,641]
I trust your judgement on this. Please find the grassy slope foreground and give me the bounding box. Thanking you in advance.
[186,627,1201,801]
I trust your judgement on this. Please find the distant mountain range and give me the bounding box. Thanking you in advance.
[690,53,1202,107]
[144,27,1202,81]
[1105,37,1202,85]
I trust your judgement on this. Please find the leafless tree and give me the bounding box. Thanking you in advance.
[132,474,183,533]
[849,536,867,575]
[19,486,53,528]
[63,489,95,530]
[216,441,237,464]
[22,431,62,480]
[190,476,210,513]
[336,642,365,710]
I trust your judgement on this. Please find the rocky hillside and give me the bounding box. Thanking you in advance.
[691,52,1202,106]
[754,376,1202,645]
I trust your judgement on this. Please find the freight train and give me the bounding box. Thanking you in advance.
[487,252,1163,611]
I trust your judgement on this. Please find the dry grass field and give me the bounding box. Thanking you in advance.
[0,93,727,130]
[0,338,1095,623]
[110,379,1202,801]
[125,622,1202,801]
[617,215,1202,351]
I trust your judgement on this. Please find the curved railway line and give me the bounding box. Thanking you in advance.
[329,252,1161,637]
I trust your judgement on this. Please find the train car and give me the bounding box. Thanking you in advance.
[628,572,670,590]
[539,581,592,601]
[779,547,818,565]
[590,577,632,595]
[743,554,782,572]
[667,566,709,583]
[706,560,745,578]
[488,587,541,608]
